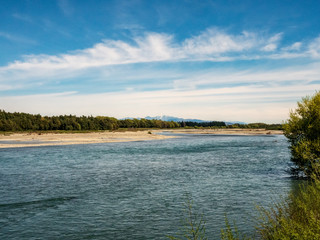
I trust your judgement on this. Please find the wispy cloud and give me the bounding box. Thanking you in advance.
[0,32,37,45]
[0,28,319,95]
[261,33,282,52]
[1,28,320,123]
[57,0,74,17]
[281,42,301,51]
[1,62,319,123]
[0,82,316,123]
[309,36,320,58]
[2,32,174,73]
[182,29,256,55]
[1,28,316,77]
[12,13,33,23]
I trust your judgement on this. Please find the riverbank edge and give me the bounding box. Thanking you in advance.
[0,128,283,148]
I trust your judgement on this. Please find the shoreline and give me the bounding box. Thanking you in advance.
[0,129,283,149]
[162,128,283,135]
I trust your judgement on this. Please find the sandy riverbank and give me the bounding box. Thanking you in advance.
[0,129,283,148]
[0,130,176,148]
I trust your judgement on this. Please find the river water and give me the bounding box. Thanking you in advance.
[0,134,292,239]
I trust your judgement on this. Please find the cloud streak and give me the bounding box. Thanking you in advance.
[1,28,318,79]
[309,36,320,58]
[0,32,37,45]
[1,28,320,123]
[1,62,320,123]
[0,82,314,123]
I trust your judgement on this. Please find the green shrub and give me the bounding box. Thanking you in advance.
[284,91,320,178]
[257,176,320,239]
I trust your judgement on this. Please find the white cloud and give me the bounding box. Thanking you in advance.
[1,28,320,124]
[269,33,283,43]
[182,29,256,56]
[282,42,302,51]
[201,64,320,84]
[261,43,277,52]
[0,84,315,123]
[2,32,174,74]
[308,36,320,58]
[261,33,282,52]
[1,63,320,123]
[0,29,283,75]
[0,29,318,84]
[135,33,175,60]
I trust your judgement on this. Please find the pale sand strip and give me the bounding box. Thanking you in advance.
[0,131,176,148]
[0,129,283,149]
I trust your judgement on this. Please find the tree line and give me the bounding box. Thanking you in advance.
[0,109,284,132]
[0,110,180,131]
[179,121,226,128]
[226,122,283,130]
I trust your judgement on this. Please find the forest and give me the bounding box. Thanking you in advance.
[0,110,283,132]
[0,110,181,131]
[226,122,283,130]
[179,121,226,128]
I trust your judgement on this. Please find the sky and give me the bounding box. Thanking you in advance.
[1,0,320,123]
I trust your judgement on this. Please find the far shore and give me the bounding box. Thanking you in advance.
[162,128,283,135]
[0,129,283,149]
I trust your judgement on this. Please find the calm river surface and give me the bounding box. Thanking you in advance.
[0,134,293,239]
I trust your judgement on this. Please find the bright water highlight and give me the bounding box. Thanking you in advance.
[0,134,292,239]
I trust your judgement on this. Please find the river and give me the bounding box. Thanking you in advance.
[0,133,292,239]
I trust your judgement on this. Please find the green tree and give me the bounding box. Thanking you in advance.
[284,91,320,178]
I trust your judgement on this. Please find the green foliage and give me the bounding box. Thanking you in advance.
[226,123,283,130]
[257,176,320,239]
[179,121,226,128]
[168,195,207,240]
[0,110,180,132]
[221,216,251,240]
[284,91,320,178]
[171,182,320,240]
[256,92,320,238]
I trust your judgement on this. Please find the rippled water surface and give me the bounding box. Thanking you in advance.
[0,134,292,239]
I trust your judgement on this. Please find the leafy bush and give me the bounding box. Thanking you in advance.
[284,91,320,178]
[257,177,320,239]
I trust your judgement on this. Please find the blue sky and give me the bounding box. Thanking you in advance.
[1,0,320,123]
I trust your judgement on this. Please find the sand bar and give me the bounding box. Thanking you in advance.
[0,129,283,148]
[0,130,176,148]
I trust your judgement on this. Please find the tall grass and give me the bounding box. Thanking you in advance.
[222,169,320,239]
[220,216,251,240]
[170,175,320,239]
[256,176,320,239]
[168,195,207,240]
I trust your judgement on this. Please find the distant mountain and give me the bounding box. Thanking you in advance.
[225,121,247,125]
[144,115,210,123]
[123,115,246,125]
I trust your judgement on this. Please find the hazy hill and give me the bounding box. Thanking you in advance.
[144,115,207,123]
